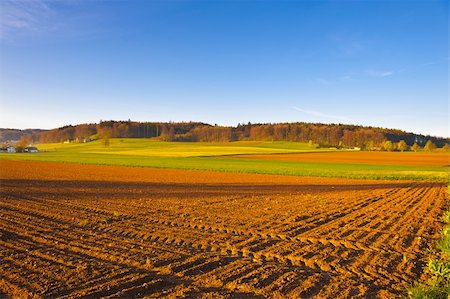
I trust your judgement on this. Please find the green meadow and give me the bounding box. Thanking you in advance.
[35,138,325,157]
[0,138,447,182]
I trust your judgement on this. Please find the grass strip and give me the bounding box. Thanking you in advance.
[408,188,450,298]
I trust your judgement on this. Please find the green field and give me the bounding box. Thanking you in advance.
[35,138,328,157]
[1,138,448,182]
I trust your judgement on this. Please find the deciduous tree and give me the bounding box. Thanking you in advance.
[424,140,436,152]
[397,140,408,152]
[411,142,420,152]
[15,137,29,153]
[381,140,394,151]
[102,135,110,147]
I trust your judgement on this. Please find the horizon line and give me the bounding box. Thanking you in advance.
[1,119,448,139]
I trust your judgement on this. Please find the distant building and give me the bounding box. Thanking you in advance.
[24,147,38,153]
[7,146,16,153]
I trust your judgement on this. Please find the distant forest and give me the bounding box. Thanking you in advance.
[1,121,448,150]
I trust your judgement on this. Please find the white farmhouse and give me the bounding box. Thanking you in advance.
[25,147,39,153]
[7,146,16,153]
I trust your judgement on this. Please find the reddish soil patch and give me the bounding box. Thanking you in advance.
[236,151,450,166]
[0,159,389,185]
[0,160,447,298]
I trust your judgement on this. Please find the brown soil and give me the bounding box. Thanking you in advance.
[0,160,447,298]
[0,160,381,185]
[235,151,450,166]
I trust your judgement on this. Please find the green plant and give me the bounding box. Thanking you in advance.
[436,234,450,256]
[442,211,450,224]
[409,187,450,298]
[408,282,448,299]
[428,259,450,279]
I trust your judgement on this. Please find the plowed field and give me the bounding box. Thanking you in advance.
[0,160,447,298]
[236,151,450,166]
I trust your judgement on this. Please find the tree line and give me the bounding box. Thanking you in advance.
[7,120,449,150]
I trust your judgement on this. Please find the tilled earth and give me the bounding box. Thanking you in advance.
[0,160,447,298]
[235,151,449,166]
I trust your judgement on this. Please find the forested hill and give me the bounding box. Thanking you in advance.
[0,129,45,143]
[1,121,448,149]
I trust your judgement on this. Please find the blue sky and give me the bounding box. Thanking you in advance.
[0,0,448,137]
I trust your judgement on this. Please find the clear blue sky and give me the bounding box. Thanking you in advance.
[0,0,448,137]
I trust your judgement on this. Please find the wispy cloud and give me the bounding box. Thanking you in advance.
[340,75,354,82]
[292,106,352,122]
[0,0,106,41]
[330,33,370,56]
[365,69,394,77]
[420,61,440,67]
[0,0,56,39]
[313,77,330,85]
[419,58,448,67]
